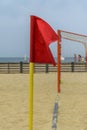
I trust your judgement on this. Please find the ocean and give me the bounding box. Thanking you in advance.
[0,57,29,63]
[55,57,74,63]
[0,57,74,63]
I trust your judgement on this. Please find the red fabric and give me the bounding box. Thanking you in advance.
[30,15,58,65]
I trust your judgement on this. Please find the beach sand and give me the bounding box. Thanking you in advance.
[0,73,87,130]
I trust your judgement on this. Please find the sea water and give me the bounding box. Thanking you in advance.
[0,57,74,63]
[55,57,74,63]
[0,57,29,63]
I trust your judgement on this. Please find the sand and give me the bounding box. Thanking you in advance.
[0,73,87,130]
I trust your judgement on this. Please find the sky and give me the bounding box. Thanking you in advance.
[0,0,87,57]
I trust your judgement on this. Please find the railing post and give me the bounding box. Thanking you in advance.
[71,62,74,72]
[8,62,10,73]
[20,61,23,73]
[46,64,49,73]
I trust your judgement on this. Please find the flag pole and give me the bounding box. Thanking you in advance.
[29,15,58,130]
[29,62,34,130]
[57,30,61,93]
[29,15,34,130]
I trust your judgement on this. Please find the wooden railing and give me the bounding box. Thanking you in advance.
[0,62,87,73]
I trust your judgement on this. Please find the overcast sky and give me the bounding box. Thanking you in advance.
[0,0,87,57]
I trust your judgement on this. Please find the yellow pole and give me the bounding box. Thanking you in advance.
[29,62,34,130]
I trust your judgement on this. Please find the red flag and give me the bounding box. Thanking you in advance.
[30,15,58,65]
